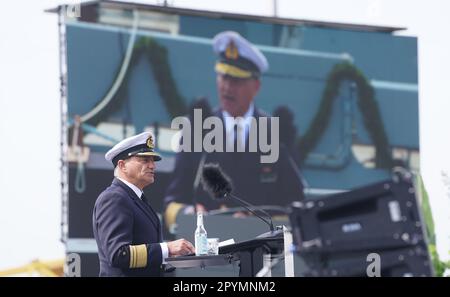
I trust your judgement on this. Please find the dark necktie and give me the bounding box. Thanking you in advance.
[234,122,245,152]
[234,124,239,152]
[141,193,162,241]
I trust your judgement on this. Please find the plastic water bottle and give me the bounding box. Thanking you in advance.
[195,211,208,256]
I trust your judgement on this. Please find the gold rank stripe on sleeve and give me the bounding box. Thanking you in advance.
[129,244,148,268]
[129,245,135,268]
[164,202,185,229]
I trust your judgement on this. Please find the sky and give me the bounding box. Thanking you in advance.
[0,0,449,271]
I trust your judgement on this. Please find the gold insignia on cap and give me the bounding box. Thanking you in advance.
[225,41,239,60]
[146,135,154,149]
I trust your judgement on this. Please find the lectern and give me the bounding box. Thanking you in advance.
[220,231,284,276]
[166,231,284,277]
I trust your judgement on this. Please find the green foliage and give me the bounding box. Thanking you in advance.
[418,175,436,244]
[429,244,450,277]
[417,175,450,276]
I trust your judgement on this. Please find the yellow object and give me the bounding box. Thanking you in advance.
[129,244,147,268]
[0,259,64,277]
[225,41,239,59]
[146,135,154,149]
[215,62,252,78]
[164,202,185,229]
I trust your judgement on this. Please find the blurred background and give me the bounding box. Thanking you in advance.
[0,0,449,276]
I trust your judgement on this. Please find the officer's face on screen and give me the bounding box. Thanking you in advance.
[119,156,156,189]
[217,74,260,117]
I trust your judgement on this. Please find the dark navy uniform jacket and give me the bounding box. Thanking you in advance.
[164,108,305,212]
[93,178,163,276]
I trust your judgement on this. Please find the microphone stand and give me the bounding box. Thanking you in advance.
[227,193,275,233]
[207,205,288,216]
[192,153,207,214]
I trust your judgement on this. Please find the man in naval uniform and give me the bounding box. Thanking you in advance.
[93,131,194,276]
[164,31,305,228]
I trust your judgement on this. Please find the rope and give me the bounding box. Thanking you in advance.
[72,116,86,193]
[80,10,140,123]
[75,160,86,194]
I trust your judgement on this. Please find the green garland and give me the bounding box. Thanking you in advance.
[86,36,187,126]
[85,38,392,169]
[297,62,394,169]
[135,37,187,118]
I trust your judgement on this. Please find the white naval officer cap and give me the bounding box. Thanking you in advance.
[213,31,269,79]
[105,131,161,167]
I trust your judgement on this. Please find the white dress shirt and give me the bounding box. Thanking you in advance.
[116,177,169,262]
[222,103,254,151]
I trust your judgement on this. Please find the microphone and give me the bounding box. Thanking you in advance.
[201,163,275,232]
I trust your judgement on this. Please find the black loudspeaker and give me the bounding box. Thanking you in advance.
[289,171,433,276]
[301,245,432,277]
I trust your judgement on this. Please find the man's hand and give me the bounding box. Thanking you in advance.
[232,211,249,218]
[183,203,207,215]
[167,238,195,257]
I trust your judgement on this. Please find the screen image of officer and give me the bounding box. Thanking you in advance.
[164,31,305,228]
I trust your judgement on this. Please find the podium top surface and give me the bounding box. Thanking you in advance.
[219,232,284,254]
[166,254,235,268]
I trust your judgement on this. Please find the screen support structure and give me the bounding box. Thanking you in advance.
[57,5,69,245]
